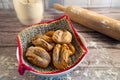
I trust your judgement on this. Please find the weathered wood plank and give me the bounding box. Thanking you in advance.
[0,32,17,47]
[0,47,120,80]
[0,9,64,32]
[80,48,120,67]
[0,8,120,80]
[0,47,36,80]
[0,9,120,45]
[70,67,120,80]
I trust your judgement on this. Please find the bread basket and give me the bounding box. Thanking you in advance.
[16,14,88,76]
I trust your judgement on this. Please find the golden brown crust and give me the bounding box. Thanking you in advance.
[67,43,75,56]
[44,31,55,37]
[52,30,72,44]
[26,30,76,69]
[32,38,53,51]
[26,46,51,68]
[52,44,70,69]
[32,34,53,43]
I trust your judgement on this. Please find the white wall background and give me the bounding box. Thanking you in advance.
[64,0,120,7]
[0,0,120,9]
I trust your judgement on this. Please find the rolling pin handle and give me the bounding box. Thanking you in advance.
[54,3,65,12]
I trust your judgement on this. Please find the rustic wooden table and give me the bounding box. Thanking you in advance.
[0,8,120,80]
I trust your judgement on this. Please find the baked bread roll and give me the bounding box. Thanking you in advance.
[52,30,72,44]
[45,31,55,37]
[32,38,53,51]
[26,46,51,68]
[52,44,70,69]
[26,30,75,69]
[32,34,53,43]
[68,43,75,56]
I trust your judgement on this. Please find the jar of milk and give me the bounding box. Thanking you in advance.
[13,0,44,25]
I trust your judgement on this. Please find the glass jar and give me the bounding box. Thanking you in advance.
[13,0,44,25]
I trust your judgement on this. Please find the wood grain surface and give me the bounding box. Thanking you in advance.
[0,8,120,80]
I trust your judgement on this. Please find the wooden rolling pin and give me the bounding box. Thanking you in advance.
[54,3,120,41]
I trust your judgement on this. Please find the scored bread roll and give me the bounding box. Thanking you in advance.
[32,34,53,43]
[45,31,55,37]
[52,44,73,69]
[26,30,76,69]
[52,30,72,44]
[26,46,51,68]
[32,38,53,51]
[67,43,75,56]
